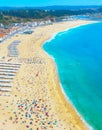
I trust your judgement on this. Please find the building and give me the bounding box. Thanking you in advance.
[0,33,4,42]
[0,23,4,28]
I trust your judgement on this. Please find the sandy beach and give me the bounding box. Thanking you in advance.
[0,20,94,130]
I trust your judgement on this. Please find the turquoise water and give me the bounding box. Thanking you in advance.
[43,22,102,130]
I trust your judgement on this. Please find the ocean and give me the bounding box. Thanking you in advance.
[43,22,102,130]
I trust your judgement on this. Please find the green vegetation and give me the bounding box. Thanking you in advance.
[0,7,102,25]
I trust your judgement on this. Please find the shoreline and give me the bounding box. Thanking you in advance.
[42,20,100,45]
[0,20,97,130]
[42,50,93,130]
[42,21,98,130]
[41,21,95,129]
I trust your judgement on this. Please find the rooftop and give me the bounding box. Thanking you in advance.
[0,33,4,38]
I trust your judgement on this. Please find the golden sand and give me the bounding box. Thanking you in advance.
[0,20,93,130]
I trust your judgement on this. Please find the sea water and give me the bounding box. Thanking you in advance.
[43,22,102,130]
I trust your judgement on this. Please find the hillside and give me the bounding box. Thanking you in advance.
[0,6,102,25]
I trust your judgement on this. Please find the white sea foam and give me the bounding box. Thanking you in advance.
[44,50,94,130]
[42,21,101,130]
[42,21,100,47]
